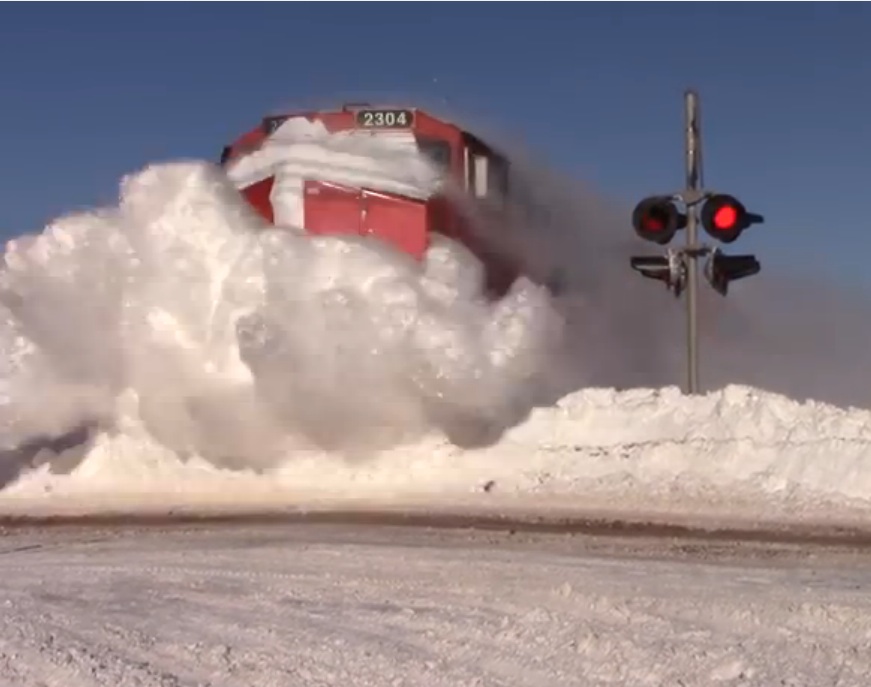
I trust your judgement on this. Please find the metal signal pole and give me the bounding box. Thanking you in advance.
[683,89,702,395]
[629,90,763,397]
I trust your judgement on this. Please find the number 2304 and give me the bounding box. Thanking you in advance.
[359,110,411,128]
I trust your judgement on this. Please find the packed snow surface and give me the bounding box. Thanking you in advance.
[0,122,870,525]
[2,524,871,687]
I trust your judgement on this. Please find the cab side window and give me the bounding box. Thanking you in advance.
[465,145,508,202]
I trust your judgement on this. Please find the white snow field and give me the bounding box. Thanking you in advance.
[1,523,871,687]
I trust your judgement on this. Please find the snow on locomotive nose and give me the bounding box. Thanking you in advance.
[219,103,521,298]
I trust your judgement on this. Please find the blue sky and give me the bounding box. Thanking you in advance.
[1,3,869,287]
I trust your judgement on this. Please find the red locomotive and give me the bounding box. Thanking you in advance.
[219,103,523,296]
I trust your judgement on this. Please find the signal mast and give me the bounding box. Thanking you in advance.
[629,90,764,395]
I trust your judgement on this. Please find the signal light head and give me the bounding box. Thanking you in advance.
[704,250,761,296]
[632,196,686,245]
[701,194,762,243]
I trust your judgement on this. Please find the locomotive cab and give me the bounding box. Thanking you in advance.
[220,104,522,297]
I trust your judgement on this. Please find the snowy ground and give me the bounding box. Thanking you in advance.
[1,522,870,687]
[4,382,871,532]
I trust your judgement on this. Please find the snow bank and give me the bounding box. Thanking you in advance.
[4,381,871,526]
[1,120,871,527]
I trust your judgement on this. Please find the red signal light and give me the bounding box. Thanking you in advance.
[632,197,685,245]
[712,204,738,230]
[701,194,762,243]
[640,206,670,232]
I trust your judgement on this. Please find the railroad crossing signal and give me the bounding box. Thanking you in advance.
[630,192,764,296]
[628,89,766,395]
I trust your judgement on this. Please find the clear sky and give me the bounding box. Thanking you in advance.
[1,3,868,287]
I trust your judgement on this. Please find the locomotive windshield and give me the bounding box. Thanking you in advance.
[416,136,452,171]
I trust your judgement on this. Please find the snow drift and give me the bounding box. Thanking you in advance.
[5,381,871,527]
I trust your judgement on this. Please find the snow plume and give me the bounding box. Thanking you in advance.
[459,145,871,410]
[0,159,563,477]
